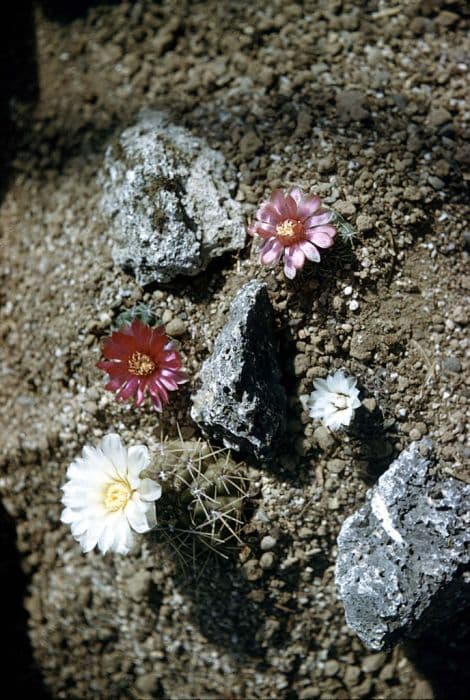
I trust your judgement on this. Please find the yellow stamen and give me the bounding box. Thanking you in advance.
[103,480,132,512]
[128,351,156,376]
[276,219,303,241]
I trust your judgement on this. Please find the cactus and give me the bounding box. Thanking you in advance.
[146,437,250,557]
[113,302,158,329]
[329,208,358,246]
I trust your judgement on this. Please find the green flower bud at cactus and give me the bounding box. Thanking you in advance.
[146,439,250,550]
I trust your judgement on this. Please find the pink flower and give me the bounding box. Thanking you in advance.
[248,187,337,279]
[97,320,187,410]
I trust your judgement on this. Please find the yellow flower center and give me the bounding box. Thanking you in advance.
[103,480,132,512]
[276,219,304,242]
[128,351,156,376]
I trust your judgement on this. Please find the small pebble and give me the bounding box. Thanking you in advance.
[327,459,346,474]
[362,398,376,413]
[259,552,275,570]
[313,426,336,451]
[242,559,263,581]
[165,317,187,337]
[442,356,462,374]
[260,535,277,551]
[361,653,386,673]
[324,659,340,677]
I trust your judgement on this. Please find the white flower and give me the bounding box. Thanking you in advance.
[307,370,361,431]
[61,433,161,555]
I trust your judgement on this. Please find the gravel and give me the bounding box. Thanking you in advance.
[0,0,468,698]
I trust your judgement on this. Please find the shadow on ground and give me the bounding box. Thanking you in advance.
[0,0,38,205]
[405,607,470,700]
[0,502,51,697]
[38,0,121,22]
[147,529,302,661]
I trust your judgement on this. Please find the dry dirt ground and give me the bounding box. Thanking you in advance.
[0,1,469,698]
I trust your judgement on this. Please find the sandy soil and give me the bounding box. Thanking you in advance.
[0,1,469,698]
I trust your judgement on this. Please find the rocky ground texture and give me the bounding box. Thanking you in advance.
[0,0,469,698]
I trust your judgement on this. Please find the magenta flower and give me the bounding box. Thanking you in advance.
[248,187,337,279]
[97,320,186,410]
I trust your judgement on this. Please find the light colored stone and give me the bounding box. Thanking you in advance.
[101,110,245,286]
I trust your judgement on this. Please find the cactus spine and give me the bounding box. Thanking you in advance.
[146,438,249,553]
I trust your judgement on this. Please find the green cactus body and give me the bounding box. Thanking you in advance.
[113,303,158,329]
[147,439,249,550]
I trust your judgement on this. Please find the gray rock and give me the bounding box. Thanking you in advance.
[191,281,286,460]
[101,110,245,285]
[336,440,470,651]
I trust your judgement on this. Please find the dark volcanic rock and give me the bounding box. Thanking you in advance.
[336,440,470,651]
[100,110,245,286]
[191,280,286,460]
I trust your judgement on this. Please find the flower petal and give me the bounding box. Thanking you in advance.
[135,384,146,407]
[288,186,305,207]
[149,379,168,404]
[139,478,162,502]
[102,334,136,360]
[131,319,153,350]
[304,211,333,228]
[285,245,305,270]
[126,497,153,534]
[299,240,321,262]
[260,238,283,265]
[284,194,298,219]
[256,202,282,226]
[100,434,128,473]
[270,189,289,216]
[148,385,163,411]
[97,512,122,554]
[80,446,115,477]
[327,370,348,393]
[149,330,166,355]
[112,517,135,554]
[250,221,277,239]
[142,501,157,530]
[105,377,126,392]
[325,408,352,431]
[96,360,126,376]
[116,377,139,401]
[158,373,180,391]
[80,518,107,553]
[127,445,150,483]
[297,195,321,220]
[61,507,76,524]
[306,226,336,248]
[283,258,297,279]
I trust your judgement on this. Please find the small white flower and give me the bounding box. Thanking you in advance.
[61,433,162,555]
[307,370,361,431]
